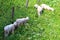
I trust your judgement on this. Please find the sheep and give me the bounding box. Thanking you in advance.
[34,4,43,16]
[41,4,54,11]
[16,17,29,26]
[4,24,15,37]
[4,17,29,37]
[34,4,54,16]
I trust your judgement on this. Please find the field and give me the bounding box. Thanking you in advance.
[0,0,60,40]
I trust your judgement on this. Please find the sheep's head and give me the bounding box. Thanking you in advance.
[34,4,39,8]
[26,17,29,20]
[13,22,17,26]
[13,22,18,28]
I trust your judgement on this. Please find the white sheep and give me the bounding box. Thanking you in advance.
[34,4,43,16]
[16,17,29,26]
[4,24,15,37]
[41,4,54,11]
[34,4,54,16]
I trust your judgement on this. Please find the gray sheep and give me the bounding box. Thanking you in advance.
[16,17,29,26]
[4,24,15,37]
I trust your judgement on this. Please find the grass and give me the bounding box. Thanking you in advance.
[0,0,60,40]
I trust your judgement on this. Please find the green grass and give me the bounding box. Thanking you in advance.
[0,0,60,40]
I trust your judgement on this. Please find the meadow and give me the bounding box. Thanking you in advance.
[0,0,60,40]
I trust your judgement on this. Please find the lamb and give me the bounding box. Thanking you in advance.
[16,17,29,26]
[4,24,15,37]
[41,4,54,11]
[34,4,43,16]
[34,4,54,16]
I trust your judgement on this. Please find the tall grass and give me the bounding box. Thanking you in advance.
[0,0,60,40]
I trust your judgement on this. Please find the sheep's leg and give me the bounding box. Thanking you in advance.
[23,21,27,26]
[11,27,15,34]
[16,22,20,27]
[38,11,41,17]
[4,31,9,40]
[12,30,14,34]
[4,31,9,37]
